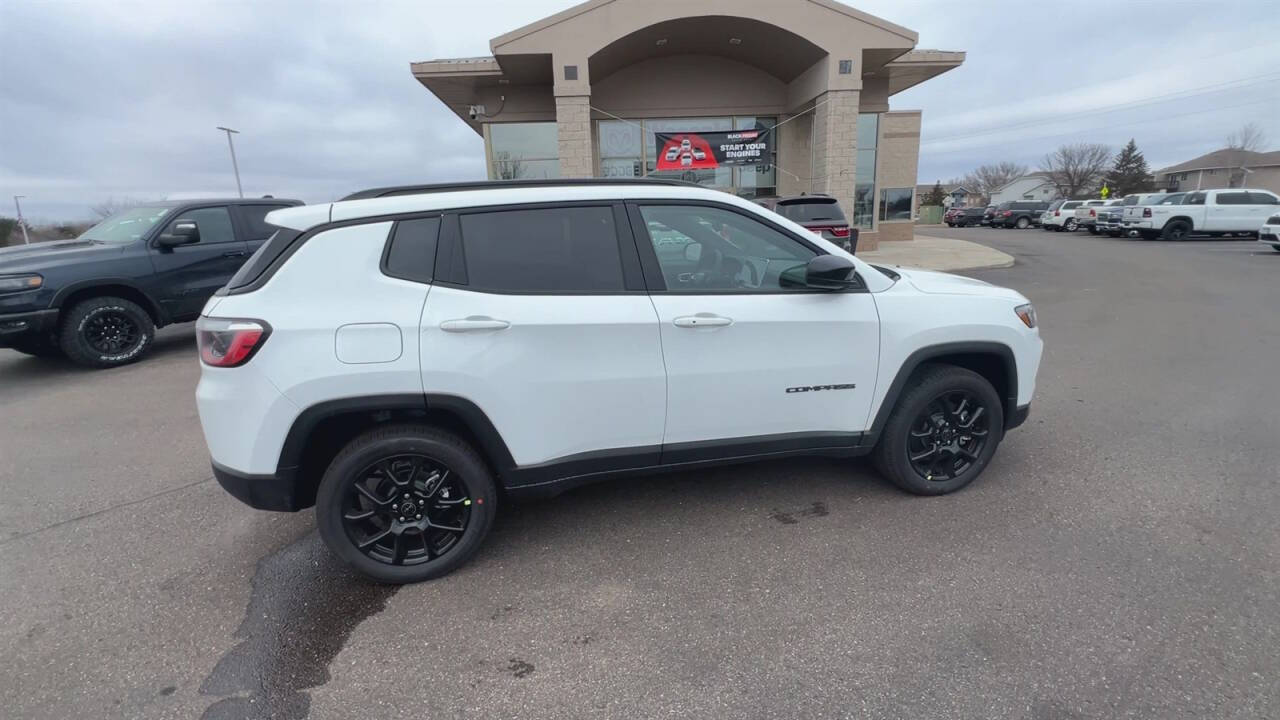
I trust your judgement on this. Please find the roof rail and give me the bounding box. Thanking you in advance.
[340,177,702,201]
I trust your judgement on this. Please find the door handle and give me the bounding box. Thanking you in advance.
[221,250,248,258]
[439,316,511,332]
[673,314,733,328]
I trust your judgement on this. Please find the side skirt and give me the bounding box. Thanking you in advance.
[503,432,869,500]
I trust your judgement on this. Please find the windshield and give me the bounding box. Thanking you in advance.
[776,200,845,223]
[79,206,171,244]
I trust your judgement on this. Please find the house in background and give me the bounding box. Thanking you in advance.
[988,173,1059,204]
[913,183,981,212]
[1154,148,1280,195]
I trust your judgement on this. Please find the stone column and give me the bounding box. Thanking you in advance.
[809,89,869,249]
[555,94,594,178]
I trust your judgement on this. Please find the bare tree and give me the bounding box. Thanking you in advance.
[89,197,145,220]
[1224,122,1267,188]
[1226,122,1266,152]
[961,162,1028,202]
[1040,143,1111,199]
[491,151,526,180]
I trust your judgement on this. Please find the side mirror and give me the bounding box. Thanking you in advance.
[780,254,861,290]
[158,220,199,248]
[683,242,702,262]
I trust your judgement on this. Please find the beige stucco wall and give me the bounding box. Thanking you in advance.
[776,110,812,196]
[591,55,786,117]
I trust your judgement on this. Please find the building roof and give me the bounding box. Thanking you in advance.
[990,173,1053,194]
[1155,148,1280,175]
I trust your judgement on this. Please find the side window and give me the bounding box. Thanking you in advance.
[1247,192,1279,205]
[235,204,291,241]
[1062,201,1081,210]
[457,206,623,293]
[383,216,440,283]
[638,204,816,293]
[1185,192,1206,205]
[1215,192,1250,205]
[166,207,235,244]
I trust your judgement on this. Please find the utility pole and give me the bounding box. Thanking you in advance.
[215,126,244,198]
[13,195,31,244]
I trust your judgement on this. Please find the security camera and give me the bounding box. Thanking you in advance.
[467,104,485,120]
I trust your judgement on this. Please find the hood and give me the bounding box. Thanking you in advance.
[0,239,126,272]
[897,267,1025,300]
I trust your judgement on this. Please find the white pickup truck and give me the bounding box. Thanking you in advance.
[1122,188,1280,240]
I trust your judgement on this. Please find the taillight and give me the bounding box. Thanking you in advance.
[1001,210,1012,216]
[1143,208,1152,218]
[197,317,270,367]
[828,226,851,238]
[1089,209,1096,217]
[1054,210,1060,216]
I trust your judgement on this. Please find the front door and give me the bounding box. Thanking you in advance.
[630,202,880,455]
[148,205,248,319]
[420,204,666,471]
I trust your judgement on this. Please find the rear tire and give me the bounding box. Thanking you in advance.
[873,364,1005,496]
[315,424,497,584]
[1015,217,1030,229]
[1161,219,1191,241]
[58,296,155,368]
[1064,218,1078,232]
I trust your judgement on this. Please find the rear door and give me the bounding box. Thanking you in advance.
[629,201,879,454]
[148,205,248,319]
[420,203,667,470]
[1245,192,1280,229]
[1209,191,1252,231]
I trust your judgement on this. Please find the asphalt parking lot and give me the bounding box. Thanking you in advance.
[3,227,1278,719]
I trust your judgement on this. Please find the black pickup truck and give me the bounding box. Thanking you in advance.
[0,197,300,368]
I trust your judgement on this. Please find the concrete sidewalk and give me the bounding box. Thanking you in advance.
[857,233,1014,272]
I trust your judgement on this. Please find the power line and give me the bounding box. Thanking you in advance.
[923,72,1280,145]
[921,97,1274,155]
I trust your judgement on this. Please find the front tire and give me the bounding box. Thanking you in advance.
[873,365,1005,496]
[315,424,497,584]
[58,296,155,368]
[1064,218,1078,232]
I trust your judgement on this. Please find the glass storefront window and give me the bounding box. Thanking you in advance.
[853,113,879,230]
[488,122,559,179]
[598,120,642,178]
[879,188,914,221]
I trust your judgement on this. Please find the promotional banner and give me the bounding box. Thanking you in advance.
[653,129,773,171]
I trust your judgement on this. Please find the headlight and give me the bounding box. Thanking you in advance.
[0,274,43,294]
[1015,303,1037,329]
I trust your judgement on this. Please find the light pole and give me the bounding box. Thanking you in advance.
[215,126,244,198]
[13,195,31,244]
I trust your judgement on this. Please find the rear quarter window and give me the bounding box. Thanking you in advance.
[382,216,440,283]
[1215,192,1250,205]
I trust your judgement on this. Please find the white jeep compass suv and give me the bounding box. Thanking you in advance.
[196,179,1042,583]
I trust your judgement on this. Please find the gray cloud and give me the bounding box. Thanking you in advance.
[2,0,1277,221]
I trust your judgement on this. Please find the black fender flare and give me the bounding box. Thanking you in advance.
[274,393,517,477]
[865,341,1019,446]
[50,278,168,324]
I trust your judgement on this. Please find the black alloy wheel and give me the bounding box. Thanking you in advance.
[905,391,991,483]
[315,425,496,583]
[1162,219,1191,241]
[340,454,472,567]
[84,310,141,356]
[872,364,1004,495]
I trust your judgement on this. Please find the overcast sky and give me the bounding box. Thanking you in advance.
[2,0,1277,222]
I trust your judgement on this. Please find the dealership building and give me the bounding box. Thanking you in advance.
[411,0,962,250]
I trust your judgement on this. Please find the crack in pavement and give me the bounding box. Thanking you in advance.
[0,476,215,546]
[199,531,398,720]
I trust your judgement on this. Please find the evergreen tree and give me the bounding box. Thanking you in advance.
[924,181,947,206]
[1103,139,1153,196]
